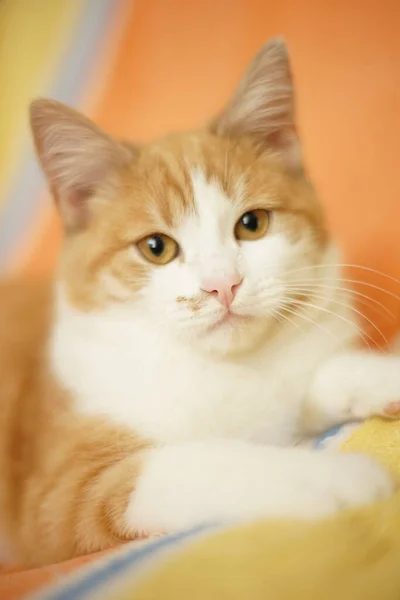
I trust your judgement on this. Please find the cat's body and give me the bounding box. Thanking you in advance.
[0,39,399,566]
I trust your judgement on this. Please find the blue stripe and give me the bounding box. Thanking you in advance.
[313,424,344,449]
[0,0,116,270]
[36,525,215,600]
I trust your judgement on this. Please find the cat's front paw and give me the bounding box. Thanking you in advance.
[381,400,400,418]
[305,353,400,431]
[344,357,400,421]
[301,453,394,518]
[350,395,400,421]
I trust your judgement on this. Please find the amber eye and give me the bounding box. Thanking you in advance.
[234,209,270,241]
[137,234,179,265]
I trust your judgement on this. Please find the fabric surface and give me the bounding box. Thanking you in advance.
[83,494,400,600]
[343,418,400,480]
[0,552,112,600]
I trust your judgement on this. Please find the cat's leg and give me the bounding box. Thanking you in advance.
[14,417,150,566]
[303,351,400,432]
[125,440,393,536]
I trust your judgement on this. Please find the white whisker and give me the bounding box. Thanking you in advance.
[279,281,395,321]
[235,150,266,193]
[287,277,400,303]
[277,303,346,350]
[283,263,400,287]
[270,307,304,333]
[286,298,378,349]
[280,286,388,346]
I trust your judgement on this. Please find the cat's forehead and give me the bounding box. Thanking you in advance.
[121,131,285,233]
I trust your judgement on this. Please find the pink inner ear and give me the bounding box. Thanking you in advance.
[266,126,302,173]
[61,186,94,231]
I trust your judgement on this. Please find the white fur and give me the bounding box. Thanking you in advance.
[307,352,400,431]
[51,171,396,534]
[126,441,392,533]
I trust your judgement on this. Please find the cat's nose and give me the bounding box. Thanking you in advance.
[201,272,242,308]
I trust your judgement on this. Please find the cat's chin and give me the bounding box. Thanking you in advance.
[205,311,253,334]
[192,313,278,357]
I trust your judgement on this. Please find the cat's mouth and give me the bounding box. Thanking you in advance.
[206,310,252,333]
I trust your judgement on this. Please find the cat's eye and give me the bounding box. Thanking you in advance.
[234,209,270,241]
[137,233,179,265]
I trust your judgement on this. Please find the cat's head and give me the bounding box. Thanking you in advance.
[30,39,331,355]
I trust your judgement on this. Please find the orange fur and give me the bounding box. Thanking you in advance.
[0,281,149,565]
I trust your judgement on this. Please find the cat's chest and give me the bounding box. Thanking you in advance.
[52,321,332,445]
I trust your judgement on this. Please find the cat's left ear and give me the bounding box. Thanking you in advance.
[211,38,302,173]
[30,99,136,232]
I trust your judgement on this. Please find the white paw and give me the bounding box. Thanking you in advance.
[350,396,400,420]
[346,357,400,420]
[291,453,395,518]
[306,353,400,430]
[124,443,394,536]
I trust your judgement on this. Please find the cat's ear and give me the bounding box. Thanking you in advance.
[211,38,301,172]
[30,99,135,232]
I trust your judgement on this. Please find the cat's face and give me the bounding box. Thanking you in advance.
[30,39,330,354]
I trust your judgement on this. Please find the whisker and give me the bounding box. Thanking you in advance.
[280,286,388,346]
[269,308,285,327]
[286,277,400,303]
[226,133,242,195]
[285,297,378,349]
[270,307,304,334]
[279,282,395,321]
[223,128,233,189]
[236,151,266,188]
[283,263,400,287]
[277,303,346,350]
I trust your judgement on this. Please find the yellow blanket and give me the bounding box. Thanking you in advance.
[343,418,400,480]
[132,494,400,600]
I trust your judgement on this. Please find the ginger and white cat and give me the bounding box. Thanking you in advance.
[0,39,399,566]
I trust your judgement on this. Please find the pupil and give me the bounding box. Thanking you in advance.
[148,236,164,256]
[242,212,258,231]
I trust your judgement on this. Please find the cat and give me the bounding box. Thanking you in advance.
[0,38,399,567]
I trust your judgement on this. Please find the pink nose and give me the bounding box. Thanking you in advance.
[201,272,242,308]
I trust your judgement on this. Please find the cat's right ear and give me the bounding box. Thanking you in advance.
[211,38,302,173]
[30,99,136,232]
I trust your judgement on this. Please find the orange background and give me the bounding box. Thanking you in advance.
[24,0,400,340]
